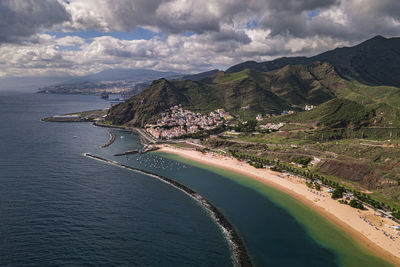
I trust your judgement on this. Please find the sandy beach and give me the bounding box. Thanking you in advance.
[158,145,400,265]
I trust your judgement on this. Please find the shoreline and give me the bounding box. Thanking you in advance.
[93,121,157,144]
[83,153,253,267]
[157,145,400,266]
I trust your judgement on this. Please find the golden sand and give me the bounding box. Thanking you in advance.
[158,145,400,265]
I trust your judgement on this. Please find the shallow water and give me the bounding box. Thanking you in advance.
[156,152,393,267]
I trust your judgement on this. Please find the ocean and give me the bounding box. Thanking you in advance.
[0,92,391,266]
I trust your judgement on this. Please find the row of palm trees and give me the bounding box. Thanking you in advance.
[229,149,400,219]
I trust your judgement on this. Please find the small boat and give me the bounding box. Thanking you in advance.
[120,136,124,139]
[73,136,77,138]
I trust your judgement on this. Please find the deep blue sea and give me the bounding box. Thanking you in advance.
[0,92,338,266]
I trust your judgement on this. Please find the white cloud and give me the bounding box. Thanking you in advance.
[1,0,400,79]
[55,36,85,46]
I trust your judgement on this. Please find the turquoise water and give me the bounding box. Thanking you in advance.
[0,92,391,266]
[157,153,393,267]
[100,142,339,266]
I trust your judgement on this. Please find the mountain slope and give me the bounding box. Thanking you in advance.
[108,79,188,126]
[227,36,400,87]
[261,62,339,105]
[312,35,400,86]
[226,57,308,74]
[107,36,400,127]
[108,63,344,126]
[277,98,374,128]
[180,69,220,81]
[108,73,288,126]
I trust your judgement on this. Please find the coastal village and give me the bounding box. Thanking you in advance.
[144,105,299,140]
[145,105,231,140]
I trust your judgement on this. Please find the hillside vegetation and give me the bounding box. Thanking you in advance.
[227,35,400,87]
[105,35,400,208]
[108,35,400,129]
[108,62,349,126]
[274,99,374,128]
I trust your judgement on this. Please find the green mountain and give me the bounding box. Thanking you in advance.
[108,62,345,126]
[275,98,375,128]
[180,69,220,81]
[108,71,289,126]
[226,57,308,74]
[227,36,400,87]
[107,36,400,127]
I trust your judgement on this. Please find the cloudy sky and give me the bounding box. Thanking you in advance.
[1,0,400,79]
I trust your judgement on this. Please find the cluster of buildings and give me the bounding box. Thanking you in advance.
[305,105,316,111]
[259,122,285,131]
[257,105,316,121]
[145,105,230,140]
[145,104,316,139]
[256,110,295,121]
[146,126,187,140]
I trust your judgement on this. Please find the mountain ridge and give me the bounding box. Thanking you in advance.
[107,36,400,127]
[65,68,181,83]
[227,35,400,87]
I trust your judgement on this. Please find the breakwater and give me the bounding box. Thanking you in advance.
[102,131,116,148]
[84,153,252,267]
[114,149,140,156]
[42,116,92,122]
[114,146,159,156]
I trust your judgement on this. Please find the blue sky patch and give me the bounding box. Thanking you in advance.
[246,20,259,29]
[307,10,320,21]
